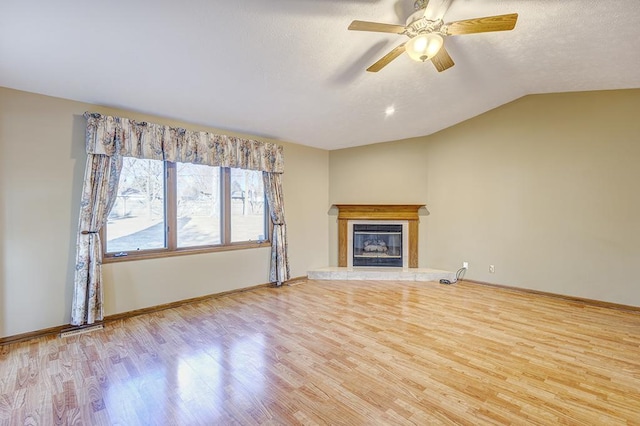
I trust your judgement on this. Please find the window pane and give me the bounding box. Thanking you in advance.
[106,158,166,252]
[230,168,267,243]
[177,163,221,247]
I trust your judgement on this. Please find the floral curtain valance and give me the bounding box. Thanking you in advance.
[84,112,284,173]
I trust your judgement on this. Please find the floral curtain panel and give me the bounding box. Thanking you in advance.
[72,112,288,325]
[71,152,123,325]
[263,172,291,285]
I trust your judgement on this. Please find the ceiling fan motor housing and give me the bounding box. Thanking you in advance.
[405,11,444,38]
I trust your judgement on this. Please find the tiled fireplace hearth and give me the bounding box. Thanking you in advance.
[308,204,455,282]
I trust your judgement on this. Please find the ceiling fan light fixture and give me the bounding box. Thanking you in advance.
[405,33,443,62]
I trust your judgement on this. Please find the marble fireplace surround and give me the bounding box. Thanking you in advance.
[307,204,455,282]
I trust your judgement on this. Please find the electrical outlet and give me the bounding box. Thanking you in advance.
[462,261,468,269]
[489,265,495,273]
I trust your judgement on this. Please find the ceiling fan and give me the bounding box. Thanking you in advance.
[348,0,518,73]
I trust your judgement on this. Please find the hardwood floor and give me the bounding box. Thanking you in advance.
[1,279,639,425]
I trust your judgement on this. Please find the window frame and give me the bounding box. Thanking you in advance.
[102,161,271,263]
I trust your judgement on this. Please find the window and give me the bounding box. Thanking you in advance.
[106,158,165,252]
[176,163,221,247]
[104,157,269,261]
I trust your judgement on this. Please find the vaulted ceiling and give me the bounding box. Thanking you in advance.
[2,0,639,150]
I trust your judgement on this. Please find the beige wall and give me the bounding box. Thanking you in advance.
[3,86,639,338]
[0,87,329,338]
[328,138,430,267]
[329,90,640,306]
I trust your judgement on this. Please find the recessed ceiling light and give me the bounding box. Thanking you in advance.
[385,106,395,117]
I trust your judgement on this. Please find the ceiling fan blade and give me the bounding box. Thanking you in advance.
[423,0,454,21]
[366,43,407,72]
[431,46,455,72]
[348,20,406,34]
[443,13,518,35]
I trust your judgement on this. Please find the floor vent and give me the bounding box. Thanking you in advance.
[59,324,104,338]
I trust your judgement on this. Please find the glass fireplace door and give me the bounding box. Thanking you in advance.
[352,224,403,267]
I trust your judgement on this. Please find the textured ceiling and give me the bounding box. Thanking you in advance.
[1,0,639,150]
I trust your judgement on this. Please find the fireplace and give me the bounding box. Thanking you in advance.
[347,221,407,267]
[351,223,404,267]
[335,204,425,268]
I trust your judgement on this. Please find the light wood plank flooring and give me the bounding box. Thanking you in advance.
[1,279,639,425]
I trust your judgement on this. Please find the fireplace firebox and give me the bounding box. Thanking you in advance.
[353,224,403,267]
